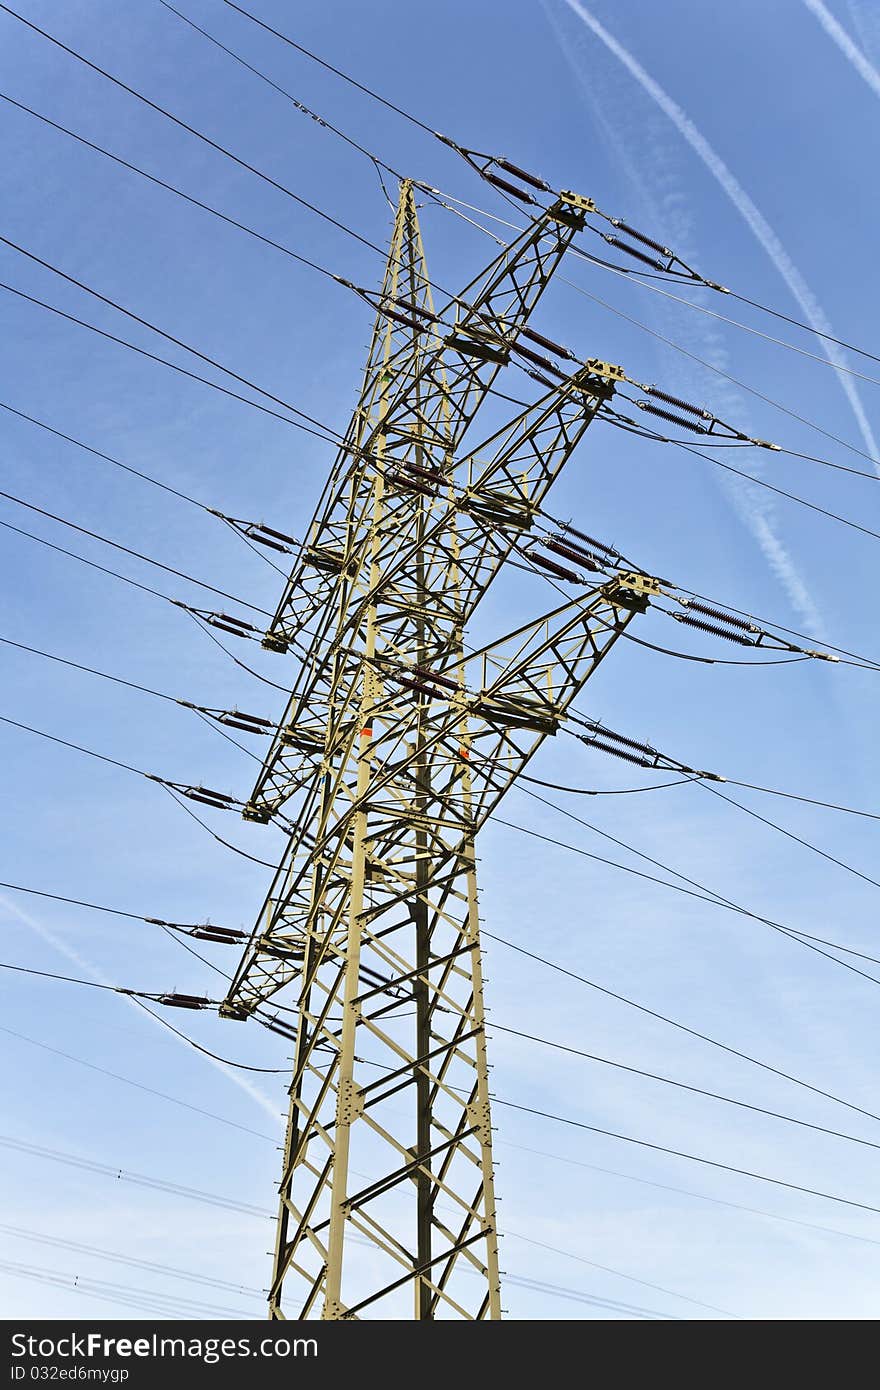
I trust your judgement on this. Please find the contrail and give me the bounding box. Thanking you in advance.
[804,0,880,99]
[0,892,281,1123]
[561,0,880,471]
[542,0,826,633]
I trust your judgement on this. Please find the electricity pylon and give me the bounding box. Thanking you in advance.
[221,180,658,1319]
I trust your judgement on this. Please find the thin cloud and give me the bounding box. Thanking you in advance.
[0,892,281,1122]
[542,0,826,634]
[560,0,880,471]
[804,0,880,99]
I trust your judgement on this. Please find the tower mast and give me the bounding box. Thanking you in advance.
[222,179,655,1318]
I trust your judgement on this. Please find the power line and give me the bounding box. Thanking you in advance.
[7,76,868,549]
[560,272,880,471]
[6,1013,875,1273]
[222,0,437,137]
[0,1023,276,1142]
[0,960,288,1073]
[1,397,210,512]
[0,512,211,612]
[0,1260,235,1320]
[500,1226,736,1319]
[0,3,385,256]
[673,582,880,672]
[0,1165,681,1320]
[697,779,880,894]
[13,0,868,516]
[512,785,880,991]
[6,866,878,1124]
[0,1222,264,1298]
[15,898,880,1219]
[158,0,404,184]
[0,279,338,441]
[503,1139,880,1251]
[0,1022,798,1310]
[0,633,278,741]
[0,90,336,281]
[0,711,153,781]
[6,70,872,523]
[6,872,876,1156]
[519,771,695,796]
[0,488,270,615]
[499,1272,678,1319]
[223,0,880,374]
[0,710,282,870]
[552,723,880,824]
[489,1022,880,1156]
[0,233,351,436]
[0,959,151,995]
[0,395,292,578]
[596,408,880,546]
[725,776,880,823]
[484,931,880,1128]
[492,1098,880,1218]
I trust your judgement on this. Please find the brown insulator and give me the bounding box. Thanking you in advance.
[413,666,459,692]
[602,235,667,272]
[512,342,566,376]
[156,993,211,1010]
[609,218,672,257]
[682,600,759,633]
[521,325,576,360]
[581,722,657,756]
[253,522,297,544]
[528,551,583,582]
[492,156,551,192]
[545,538,600,570]
[482,170,536,203]
[637,402,709,434]
[674,613,757,645]
[643,384,712,420]
[556,523,620,558]
[583,738,653,767]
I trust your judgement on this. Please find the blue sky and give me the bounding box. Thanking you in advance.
[1,0,880,1320]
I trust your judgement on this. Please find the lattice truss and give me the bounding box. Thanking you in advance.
[221,182,658,1319]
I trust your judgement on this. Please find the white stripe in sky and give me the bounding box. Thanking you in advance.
[560,0,880,473]
[804,0,880,99]
[0,892,281,1122]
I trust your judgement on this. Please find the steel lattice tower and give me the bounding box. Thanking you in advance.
[221,180,658,1319]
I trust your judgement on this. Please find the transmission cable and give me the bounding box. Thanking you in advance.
[0,515,292,702]
[696,779,880,895]
[158,0,405,184]
[0,279,341,440]
[560,276,880,473]
[5,89,871,505]
[13,956,880,1217]
[0,4,385,256]
[488,1022,880,1156]
[494,810,880,998]
[483,930,880,1127]
[0,281,344,450]
[514,784,880,991]
[0,397,293,579]
[0,1022,276,1141]
[0,487,269,615]
[597,415,880,546]
[0,963,286,1073]
[5,1022,857,1286]
[491,1098,880,1218]
[0,711,280,869]
[222,0,880,375]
